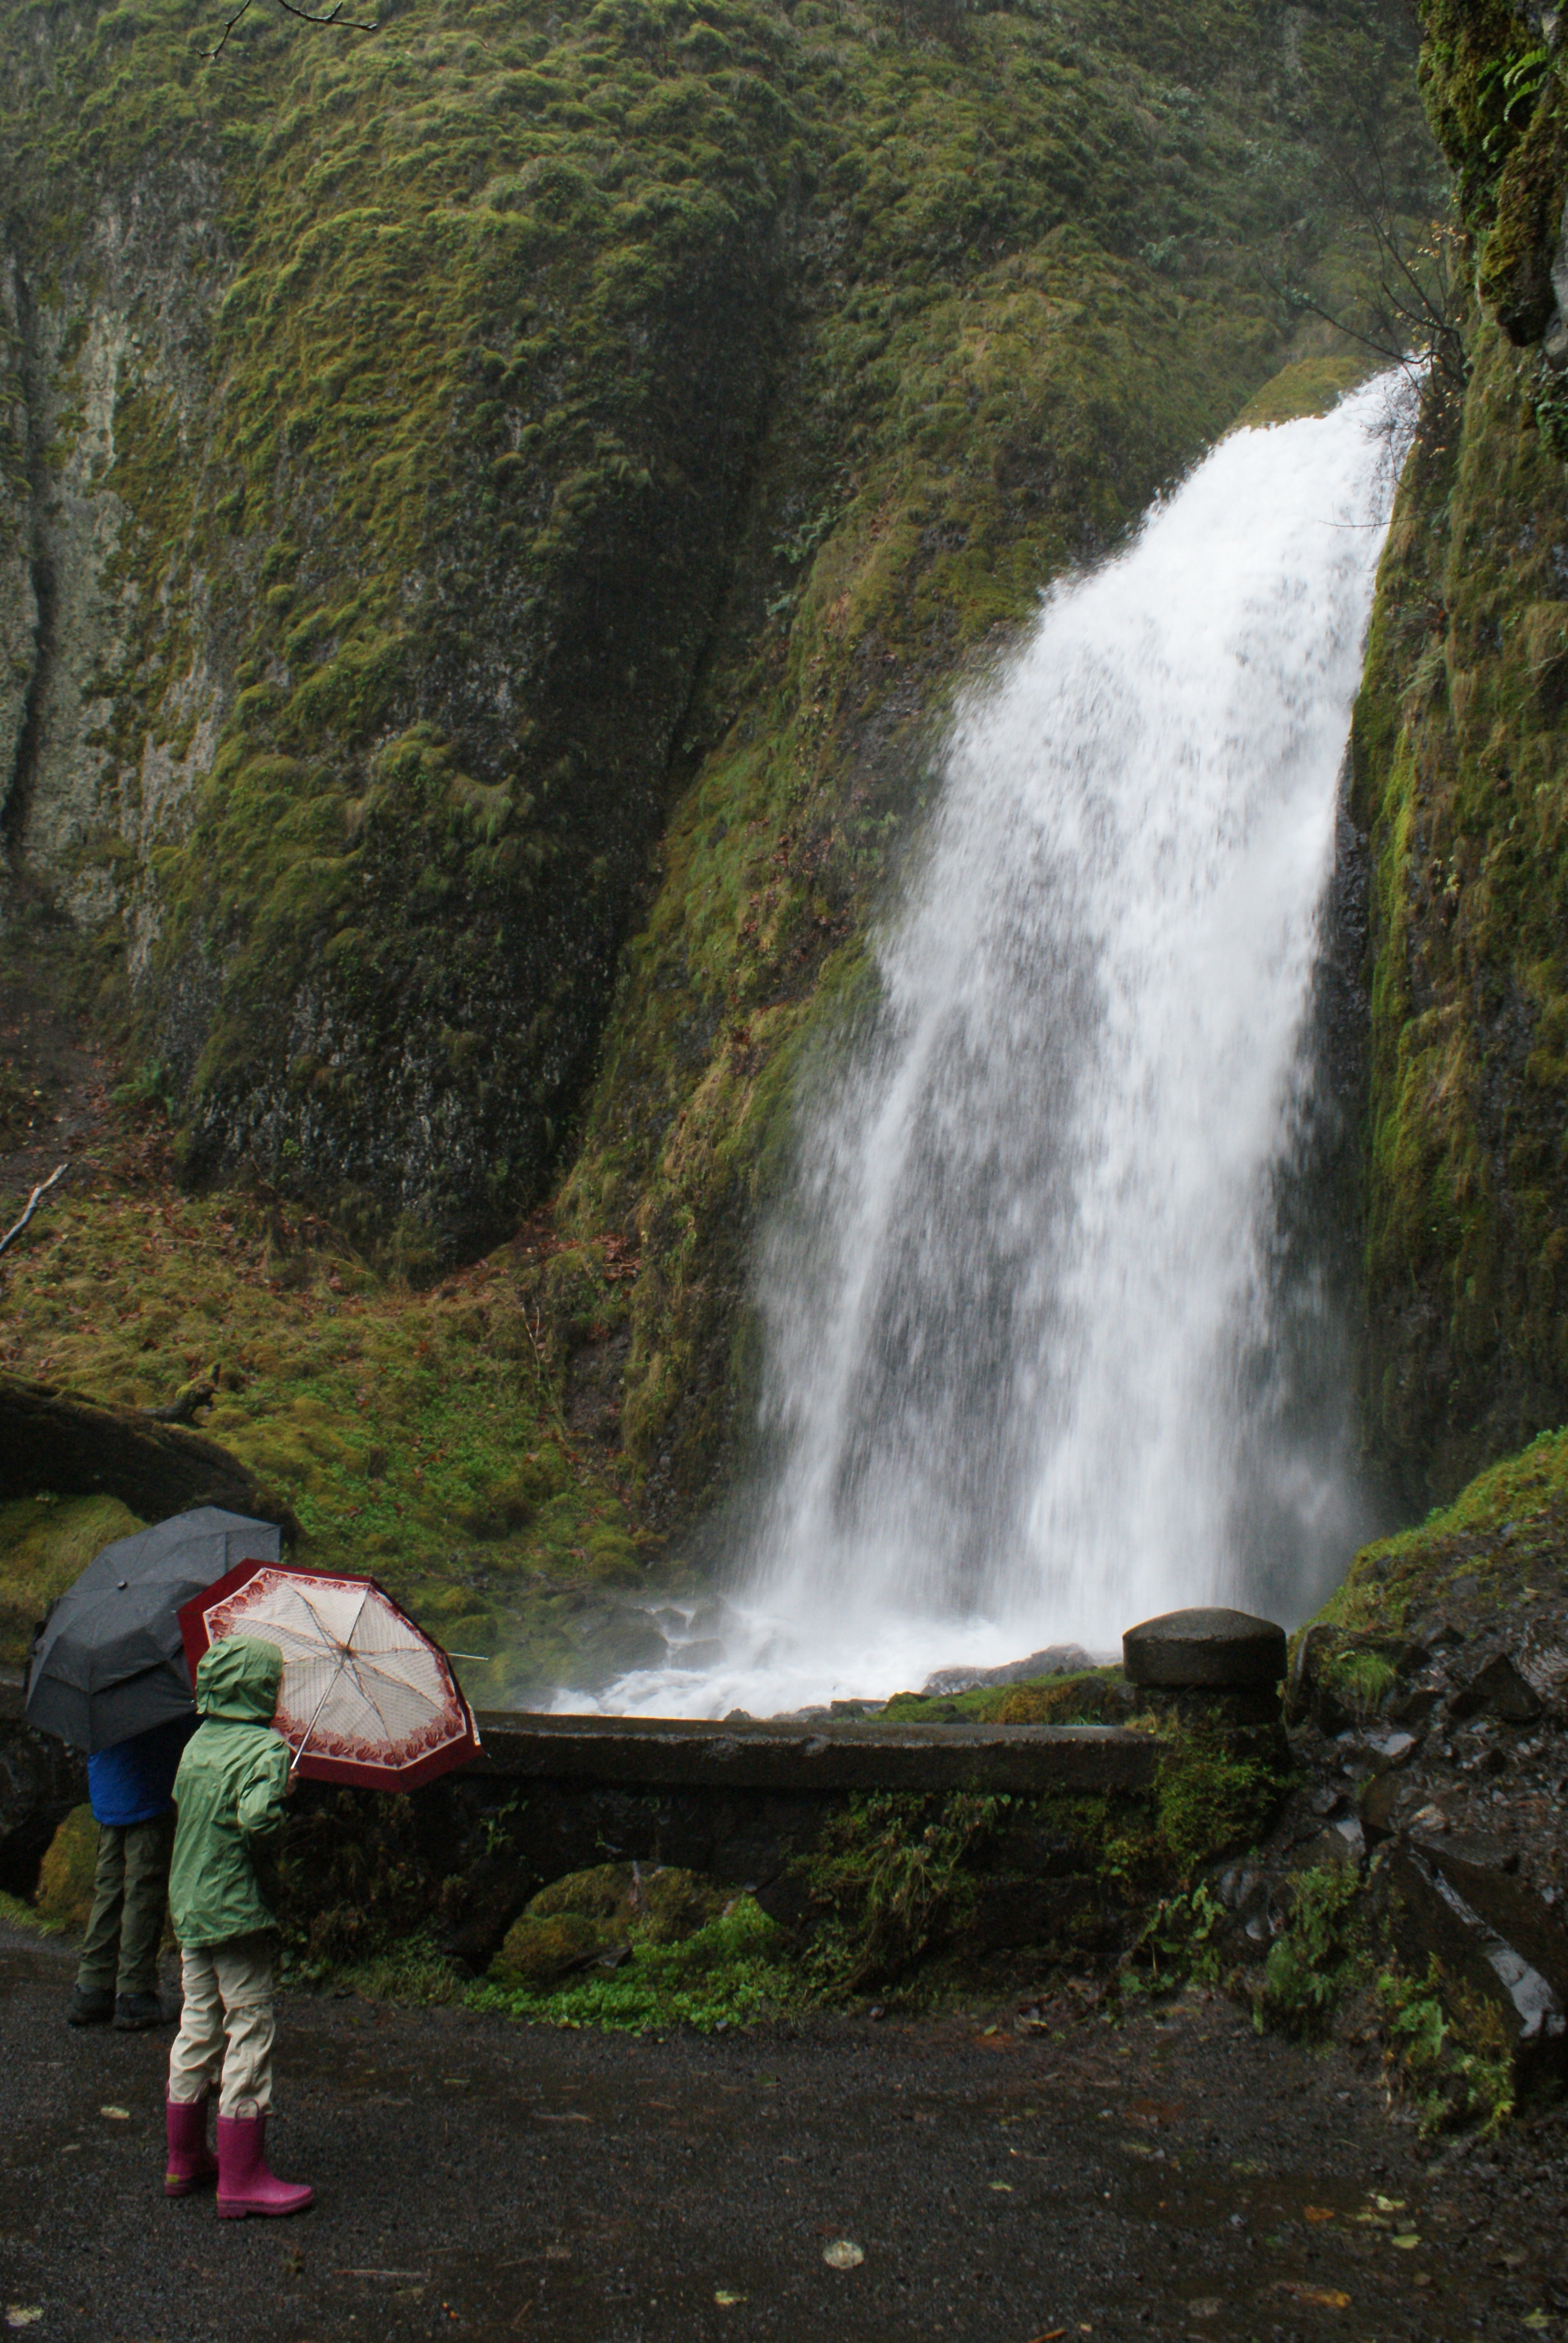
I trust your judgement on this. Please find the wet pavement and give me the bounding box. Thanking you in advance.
[2,1921,1565,2342]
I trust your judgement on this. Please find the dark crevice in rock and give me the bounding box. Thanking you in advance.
[1,254,53,867]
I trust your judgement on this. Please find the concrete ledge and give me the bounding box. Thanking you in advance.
[472,1711,1160,1795]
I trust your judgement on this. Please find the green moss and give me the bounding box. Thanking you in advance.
[0,1170,655,1700]
[1230,352,1380,430]
[1351,313,1568,1500]
[880,1667,1122,1725]
[4,0,1437,1392]
[0,1494,143,1670]
[34,1805,99,1932]
[479,1891,789,2031]
[792,1789,1005,1993]
[1317,1420,1568,1637]
[1154,1727,1287,1883]
[1478,80,1568,343]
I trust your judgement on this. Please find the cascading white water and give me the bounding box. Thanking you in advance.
[592,372,1416,1719]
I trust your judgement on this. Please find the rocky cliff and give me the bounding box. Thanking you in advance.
[1351,0,1568,1507]
[0,0,1428,1464]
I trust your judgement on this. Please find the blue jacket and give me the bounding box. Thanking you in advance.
[87,1714,198,1828]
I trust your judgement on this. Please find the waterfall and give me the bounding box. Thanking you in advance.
[599,370,1416,1719]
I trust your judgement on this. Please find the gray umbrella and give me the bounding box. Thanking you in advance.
[24,1507,282,1753]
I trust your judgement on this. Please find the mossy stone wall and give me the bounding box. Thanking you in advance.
[1350,0,1568,1500]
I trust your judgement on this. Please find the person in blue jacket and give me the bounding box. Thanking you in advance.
[68,1712,197,2030]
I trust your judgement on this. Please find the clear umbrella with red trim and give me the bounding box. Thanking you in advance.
[177,1560,482,1790]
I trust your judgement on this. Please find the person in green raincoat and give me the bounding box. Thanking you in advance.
[162,1634,313,2218]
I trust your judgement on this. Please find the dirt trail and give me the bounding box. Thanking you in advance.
[0,956,118,1211]
[3,1922,1566,2343]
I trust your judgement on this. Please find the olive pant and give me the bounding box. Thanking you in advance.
[76,1814,176,1999]
[167,1934,276,2117]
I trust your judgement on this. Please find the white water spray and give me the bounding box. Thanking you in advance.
[595,373,1416,1719]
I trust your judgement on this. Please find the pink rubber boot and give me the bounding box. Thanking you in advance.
[214,2112,314,2218]
[165,2096,218,2197]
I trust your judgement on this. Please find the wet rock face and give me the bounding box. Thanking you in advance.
[1227,1599,1568,2080]
[1123,1608,1288,1692]
[0,1700,85,1899]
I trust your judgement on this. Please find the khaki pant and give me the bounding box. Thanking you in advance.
[76,1815,175,1999]
[167,1934,276,2117]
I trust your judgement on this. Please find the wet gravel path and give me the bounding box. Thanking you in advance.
[2,1922,1565,2343]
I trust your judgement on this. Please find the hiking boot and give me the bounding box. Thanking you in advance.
[113,1991,169,2031]
[215,2113,313,2218]
[165,2096,218,2197]
[67,1986,114,2027]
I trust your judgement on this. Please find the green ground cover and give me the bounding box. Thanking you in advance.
[0,1142,660,1697]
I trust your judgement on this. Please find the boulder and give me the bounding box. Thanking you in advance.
[0,1694,88,1898]
[922,1646,1097,1697]
[490,1860,728,1986]
[1123,1608,1287,1691]
[1449,1653,1544,1726]
[34,1803,98,1930]
[489,1909,618,1988]
[1377,1845,1568,2076]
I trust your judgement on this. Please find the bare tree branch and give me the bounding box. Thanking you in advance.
[0,1163,69,1264]
[204,0,378,64]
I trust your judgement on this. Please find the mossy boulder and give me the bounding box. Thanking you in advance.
[490,1909,616,1988]
[34,1805,99,1932]
[490,1860,727,1983]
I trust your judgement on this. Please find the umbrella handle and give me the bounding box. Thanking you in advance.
[287,1585,373,1775]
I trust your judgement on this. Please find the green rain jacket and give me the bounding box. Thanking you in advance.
[168,1635,290,1948]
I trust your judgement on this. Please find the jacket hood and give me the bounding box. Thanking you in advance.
[194,1635,283,1723]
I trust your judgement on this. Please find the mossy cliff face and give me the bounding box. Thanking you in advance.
[0,0,1426,1307]
[536,1,1434,1513]
[1350,0,1568,1501]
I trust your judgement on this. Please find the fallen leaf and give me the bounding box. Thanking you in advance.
[1024,2331,1067,2341]
[822,2241,864,2270]
[1275,2283,1351,2310]
[989,2182,1014,2192]
[1371,2195,1405,2214]
[1523,2316,1551,2334]
[335,2270,431,2282]
[1186,2302,1223,2320]
[4,2316,43,2332]
[99,2105,130,2121]
[1303,2207,1336,2223]
[1391,2234,1421,2251]
[714,2291,746,2307]
[1120,2140,1155,2157]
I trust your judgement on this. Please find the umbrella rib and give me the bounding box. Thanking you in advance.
[341,1654,401,1744]
[289,1585,373,1774]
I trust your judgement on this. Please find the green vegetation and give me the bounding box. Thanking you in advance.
[794,1789,1002,1993]
[1155,1727,1285,1883]
[32,1803,99,1932]
[477,1893,791,2032]
[0,1494,141,1669]
[1,0,1438,1521]
[0,1156,658,1691]
[1315,1421,1568,1638]
[1255,1864,1364,2036]
[878,1666,1125,1724]
[1347,0,1568,1504]
[1377,1960,1515,2133]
